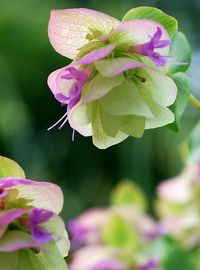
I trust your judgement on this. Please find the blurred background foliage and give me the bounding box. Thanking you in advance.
[0,0,200,220]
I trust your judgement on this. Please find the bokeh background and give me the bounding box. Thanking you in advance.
[0,0,200,219]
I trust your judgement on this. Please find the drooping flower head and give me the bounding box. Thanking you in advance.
[48,8,178,148]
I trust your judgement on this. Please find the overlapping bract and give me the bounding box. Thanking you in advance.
[48,8,178,149]
[0,156,69,269]
[68,181,165,270]
[157,163,200,248]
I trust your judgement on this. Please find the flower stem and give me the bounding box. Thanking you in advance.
[189,94,200,111]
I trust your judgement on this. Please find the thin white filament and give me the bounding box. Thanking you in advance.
[47,111,68,131]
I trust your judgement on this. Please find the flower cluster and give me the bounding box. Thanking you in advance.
[47,7,178,149]
[0,156,69,269]
[67,164,200,270]
[157,163,200,248]
[67,181,165,270]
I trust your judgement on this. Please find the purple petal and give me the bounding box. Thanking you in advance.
[155,39,171,49]
[68,219,89,249]
[77,43,116,65]
[130,27,170,67]
[150,52,167,67]
[151,27,162,45]
[32,226,52,244]
[29,208,54,226]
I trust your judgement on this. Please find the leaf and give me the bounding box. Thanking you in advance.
[110,180,147,211]
[122,6,178,38]
[0,156,25,178]
[167,32,192,74]
[102,214,139,250]
[163,248,195,270]
[168,72,190,131]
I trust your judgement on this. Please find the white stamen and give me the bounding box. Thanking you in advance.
[58,115,69,129]
[72,129,76,141]
[47,111,68,131]
[166,54,190,66]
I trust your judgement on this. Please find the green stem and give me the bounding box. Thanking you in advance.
[189,94,200,111]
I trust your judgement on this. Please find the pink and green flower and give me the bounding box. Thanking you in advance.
[0,156,70,269]
[48,7,178,149]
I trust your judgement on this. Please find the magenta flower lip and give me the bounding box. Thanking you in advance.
[27,208,54,244]
[130,27,170,67]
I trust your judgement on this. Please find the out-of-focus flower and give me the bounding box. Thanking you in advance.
[48,8,178,149]
[68,180,167,269]
[69,246,130,270]
[68,208,110,248]
[138,258,160,270]
[157,163,200,247]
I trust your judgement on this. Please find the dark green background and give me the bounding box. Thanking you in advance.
[0,0,199,219]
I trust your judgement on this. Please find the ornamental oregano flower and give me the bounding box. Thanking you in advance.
[47,7,181,149]
[0,156,69,269]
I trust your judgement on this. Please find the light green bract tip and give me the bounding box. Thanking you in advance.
[47,7,191,149]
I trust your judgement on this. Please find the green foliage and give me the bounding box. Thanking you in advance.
[0,156,25,178]
[168,73,190,131]
[167,32,192,75]
[122,6,178,37]
[110,180,147,210]
[163,248,195,270]
[102,215,139,250]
